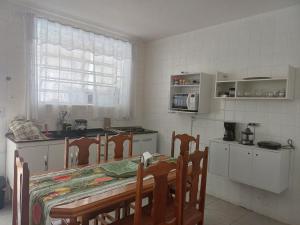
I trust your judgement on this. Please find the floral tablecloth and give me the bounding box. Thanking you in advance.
[29,160,139,225]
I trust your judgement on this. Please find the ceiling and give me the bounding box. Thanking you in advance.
[9,0,300,41]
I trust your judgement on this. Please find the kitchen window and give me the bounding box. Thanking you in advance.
[32,17,132,118]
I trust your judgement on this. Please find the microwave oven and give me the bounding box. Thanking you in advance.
[172,93,199,112]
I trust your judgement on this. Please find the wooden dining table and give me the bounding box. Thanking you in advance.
[30,155,177,225]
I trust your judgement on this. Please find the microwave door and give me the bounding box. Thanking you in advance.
[186,94,191,110]
[186,94,198,111]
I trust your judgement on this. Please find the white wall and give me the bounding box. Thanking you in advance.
[143,5,300,225]
[0,1,27,176]
[0,0,145,175]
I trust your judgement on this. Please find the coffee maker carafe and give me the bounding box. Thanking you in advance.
[223,122,236,141]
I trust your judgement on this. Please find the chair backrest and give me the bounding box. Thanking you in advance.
[134,159,182,225]
[185,147,209,223]
[104,133,133,161]
[64,135,101,169]
[171,131,200,157]
[13,150,29,225]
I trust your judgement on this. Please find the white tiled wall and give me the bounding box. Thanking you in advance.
[143,5,300,225]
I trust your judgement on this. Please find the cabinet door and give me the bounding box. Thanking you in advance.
[229,145,252,185]
[48,144,65,171]
[252,149,281,193]
[209,142,229,177]
[19,145,49,172]
[132,136,141,156]
[139,134,157,154]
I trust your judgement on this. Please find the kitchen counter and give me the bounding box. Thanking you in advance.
[209,138,291,193]
[211,138,289,152]
[6,126,158,143]
[6,126,158,188]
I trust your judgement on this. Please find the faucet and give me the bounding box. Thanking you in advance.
[57,111,69,132]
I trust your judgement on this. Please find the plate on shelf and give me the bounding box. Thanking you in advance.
[243,76,271,80]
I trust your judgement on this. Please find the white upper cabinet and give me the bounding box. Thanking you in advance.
[214,65,296,100]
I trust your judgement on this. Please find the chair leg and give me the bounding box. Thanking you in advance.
[115,207,121,220]
[92,218,98,225]
[148,195,153,206]
[99,215,107,225]
[122,202,131,218]
[81,215,89,225]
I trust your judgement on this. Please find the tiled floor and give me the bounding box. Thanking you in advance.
[0,195,288,225]
[204,195,288,225]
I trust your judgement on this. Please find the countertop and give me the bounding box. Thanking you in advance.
[210,138,290,152]
[6,126,158,143]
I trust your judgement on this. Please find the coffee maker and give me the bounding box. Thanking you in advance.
[223,122,236,141]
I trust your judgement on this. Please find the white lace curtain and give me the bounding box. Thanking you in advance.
[27,16,132,121]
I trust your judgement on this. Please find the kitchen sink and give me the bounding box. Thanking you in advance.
[45,126,155,139]
[111,126,152,134]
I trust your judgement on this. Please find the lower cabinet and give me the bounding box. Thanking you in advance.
[19,145,49,172]
[48,143,65,170]
[229,145,253,186]
[138,134,157,154]
[209,140,290,194]
[209,141,229,177]
[6,132,158,188]
[252,149,290,193]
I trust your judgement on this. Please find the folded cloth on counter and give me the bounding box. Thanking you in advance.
[8,118,47,141]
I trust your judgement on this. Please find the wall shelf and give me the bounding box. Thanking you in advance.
[214,66,296,100]
[171,84,200,88]
[169,73,213,113]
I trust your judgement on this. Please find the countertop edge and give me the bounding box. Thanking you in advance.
[6,130,158,144]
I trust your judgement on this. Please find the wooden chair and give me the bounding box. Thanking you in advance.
[65,136,123,225]
[12,151,74,225]
[169,131,200,196]
[109,158,183,225]
[180,147,209,225]
[64,135,101,169]
[104,133,133,161]
[13,150,29,225]
[171,131,200,158]
[101,133,133,222]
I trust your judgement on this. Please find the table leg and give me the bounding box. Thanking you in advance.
[81,215,90,225]
[68,218,79,225]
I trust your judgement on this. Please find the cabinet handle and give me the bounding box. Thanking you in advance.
[44,155,48,171]
[256,153,259,156]
[248,152,251,155]
[225,148,228,151]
